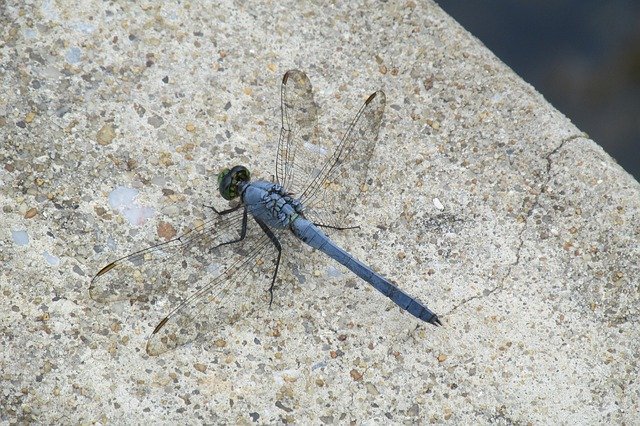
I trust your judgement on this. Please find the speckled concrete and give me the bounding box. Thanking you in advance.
[1,0,638,423]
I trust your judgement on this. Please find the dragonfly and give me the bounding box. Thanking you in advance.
[90,70,441,356]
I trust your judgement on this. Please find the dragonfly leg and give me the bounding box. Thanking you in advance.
[203,203,243,216]
[314,223,360,231]
[253,217,282,307]
[210,206,248,251]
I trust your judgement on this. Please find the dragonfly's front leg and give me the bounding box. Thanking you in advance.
[203,203,242,216]
[205,204,249,250]
[253,217,282,307]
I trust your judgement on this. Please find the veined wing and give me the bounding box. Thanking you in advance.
[275,70,321,196]
[146,230,280,355]
[91,203,283,355]
[90,206,247,302]
[300,90,386,227]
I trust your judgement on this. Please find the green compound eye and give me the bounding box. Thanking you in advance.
[218,165,250,200]
[217,168,230,186]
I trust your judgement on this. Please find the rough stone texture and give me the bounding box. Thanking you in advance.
[1,0,638,424]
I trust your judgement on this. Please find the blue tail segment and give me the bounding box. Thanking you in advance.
[292,218,442,326]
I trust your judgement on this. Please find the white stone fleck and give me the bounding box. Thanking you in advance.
[65,47,82,64]
[12,230,29,246]
[43,251,60,266]
[433,198,444,210]
[108,186,155,226]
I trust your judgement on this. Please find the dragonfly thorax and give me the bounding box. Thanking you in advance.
[243,181,304,229]
[218,165,251,200]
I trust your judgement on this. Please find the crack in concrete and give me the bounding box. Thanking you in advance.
[444,133,588,317]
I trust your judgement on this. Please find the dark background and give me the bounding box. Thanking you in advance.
[438,0,640,181]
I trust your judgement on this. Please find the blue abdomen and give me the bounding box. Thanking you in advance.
[291,217,441,325]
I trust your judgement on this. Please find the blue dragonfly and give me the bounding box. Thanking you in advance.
[90,70,441,355]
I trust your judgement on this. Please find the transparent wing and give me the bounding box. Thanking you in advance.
[276,69,386,226]
[146,230,280,355]
[91,204,283,355]
[275,70,321,196]
[300,90,386,226]
[89,207,248,302]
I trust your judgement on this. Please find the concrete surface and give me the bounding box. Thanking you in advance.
[1,0,638,423]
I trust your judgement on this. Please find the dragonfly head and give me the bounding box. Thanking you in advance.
[218,165,251,200]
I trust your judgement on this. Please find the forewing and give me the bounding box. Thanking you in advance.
[300,90,386,226]
[276,70,325,195]
[89,207,247,302]
[146,231,280,356]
